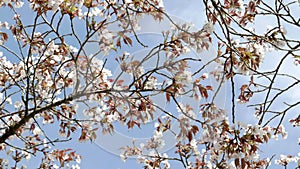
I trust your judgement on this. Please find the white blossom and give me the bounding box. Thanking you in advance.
[124,0,132,3]
[47,0,64,11]
[71,164,80,169]
[253,43,265,59]
[14,1,24,8]
[137,155,145,163]
[161,153,170,169]
[153,130,163,140]
[175,70,193,84]
[120,154,126,162]
[202,73,209,79]
[106,112,119,123]
[275,154,298,166]
[0,93,3,103]
[33,127,43,135]
[11,114,21,122]
[22,151,31,160]
[144,76,158,89]
[202,22,214,34]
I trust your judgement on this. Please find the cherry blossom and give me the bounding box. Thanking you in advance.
[0,0,299,168]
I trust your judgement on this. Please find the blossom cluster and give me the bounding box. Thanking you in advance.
[0,0,299,168]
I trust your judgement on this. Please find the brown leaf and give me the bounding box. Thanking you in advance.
[240,84,249,91]
[263,135,268,143]
[198,85,208,99]
[166,93,171,102]
[138,101,146,111]
[1,32,8,41]
[116,37,121,48]
[234,158,240,167]
[191,125,199,134]
[241,158,246,169]
[127,120,134,129]
[123,36,132,46]
[187,131,193,142]
[205,85,213,90]
[158,118,162,123]
[30,123,35,131]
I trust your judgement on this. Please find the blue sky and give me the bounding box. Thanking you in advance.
[0,0,299,168]
[83,1,300,168]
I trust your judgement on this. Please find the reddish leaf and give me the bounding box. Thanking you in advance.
[127,120,134,129]
[138,101,146,111]
[241,158,246,169]
[198,85,208,99]
[205,85,213,90]
[116,37,121,48]
[134,121,141,128]
[166,93,171,102]
[187,132,192,142]
[234,158,240,167]
[123,36,132,46]
[30,123,35,131]
[67,130,71,138]
[240,84,249,91]
[263,135,269,143]
[71,126,76,132]
[158,118,162,123]
[127,120,140,129]
[191,125,199,134]
[1,32,8,41]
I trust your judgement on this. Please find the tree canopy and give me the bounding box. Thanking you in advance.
[0,0,299,168]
